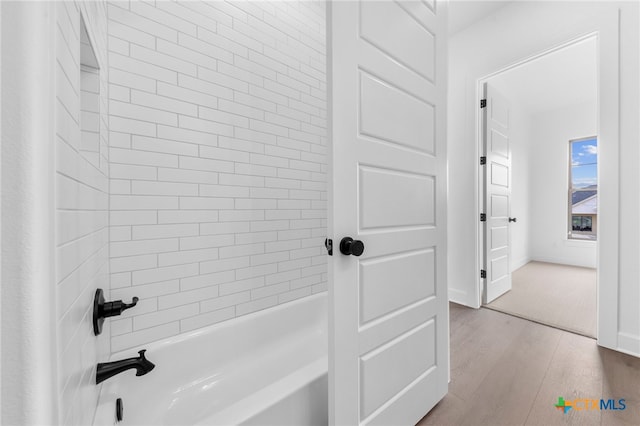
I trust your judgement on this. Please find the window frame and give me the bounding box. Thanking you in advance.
[568,136,598,240]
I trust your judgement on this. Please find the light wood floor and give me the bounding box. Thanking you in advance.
[486,261,597,338]
[417,303,640,426]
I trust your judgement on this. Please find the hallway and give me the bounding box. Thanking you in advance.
[418,304,640,425]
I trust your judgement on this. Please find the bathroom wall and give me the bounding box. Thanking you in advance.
[106,1,327,352]
[55,1,110,425]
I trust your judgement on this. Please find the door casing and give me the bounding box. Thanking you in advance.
[474,27,619,351]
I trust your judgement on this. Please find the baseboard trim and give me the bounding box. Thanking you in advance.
[530,255,596,269]
[449,288,478,308]
[617,332,640,358]
[511,256,531,272]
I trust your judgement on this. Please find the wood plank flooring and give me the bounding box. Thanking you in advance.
[417,303,640,426]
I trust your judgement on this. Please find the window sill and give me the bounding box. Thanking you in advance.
[565,238,597,247]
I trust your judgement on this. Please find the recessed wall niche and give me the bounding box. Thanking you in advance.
[80,17,100,169]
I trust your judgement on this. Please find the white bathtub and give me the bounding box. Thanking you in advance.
[94,294,328,426]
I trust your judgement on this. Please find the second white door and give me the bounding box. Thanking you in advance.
[483,83,512,303]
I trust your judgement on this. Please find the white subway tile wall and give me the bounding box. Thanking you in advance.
[55,2,110,425]
[107,0,327,352]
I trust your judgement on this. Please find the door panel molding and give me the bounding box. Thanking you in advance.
[328,0,448,424]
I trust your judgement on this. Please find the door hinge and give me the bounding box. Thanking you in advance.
[480,269,487,279]
[480,156,486,165]
[324,238,333,256]
[480,213,486,222]
[480,99,487,108]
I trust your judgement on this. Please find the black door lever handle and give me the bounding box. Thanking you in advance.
[509,217,517,223]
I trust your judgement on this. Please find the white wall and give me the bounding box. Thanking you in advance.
[529,101,597,268]
[479,92,597,271]
[106,1,327,352]
[55,2,111,425]
[447,1,639,356]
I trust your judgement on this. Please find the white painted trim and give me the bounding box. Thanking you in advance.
[476,32,600,308]
[593,9,620,351]
[1,2,58,424]
[529,256,596,270]
[448,288,469,306]
[0,0,3,418]
[325,1,335,424]
[479,32,599,83]
[473,80,482,308]
[510,256,530,273]
[617,332,640,357]
[474,11,620,352]
[565,239,597,248]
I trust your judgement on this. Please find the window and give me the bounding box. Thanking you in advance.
[569,137,597,240]
[572,216,592,232]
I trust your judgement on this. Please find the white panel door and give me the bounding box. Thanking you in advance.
[328,1,448,425]
[483,83,512,303]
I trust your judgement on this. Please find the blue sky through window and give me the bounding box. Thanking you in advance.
[571,137,597,188]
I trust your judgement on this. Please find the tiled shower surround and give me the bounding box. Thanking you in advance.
[55,2,110,424]
[106,1,328,352]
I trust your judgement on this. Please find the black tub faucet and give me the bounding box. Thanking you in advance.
[96,350,155,384]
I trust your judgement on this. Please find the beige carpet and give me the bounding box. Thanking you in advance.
[485,261,596,338]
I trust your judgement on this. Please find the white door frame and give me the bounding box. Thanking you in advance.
[476,33,598,304]
[474,20,620,351]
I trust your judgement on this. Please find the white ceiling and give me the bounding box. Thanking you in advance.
[448,0,510,35]
[488,37,597,114]
[448,1,597,114]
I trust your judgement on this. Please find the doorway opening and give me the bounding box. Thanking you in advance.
[477,35,599,338]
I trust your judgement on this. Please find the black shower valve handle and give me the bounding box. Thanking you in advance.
[93,288,139,335]
[102,297,139,318]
